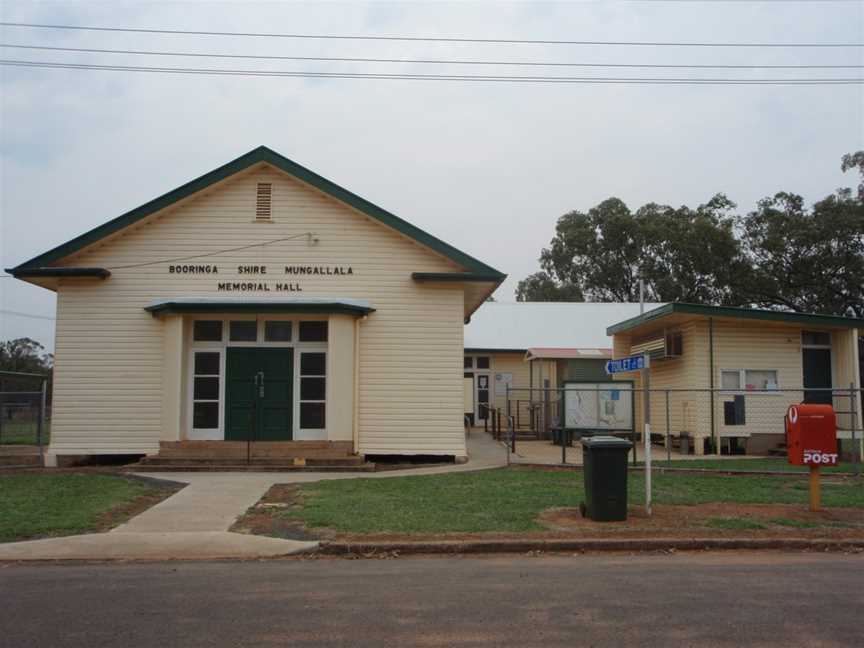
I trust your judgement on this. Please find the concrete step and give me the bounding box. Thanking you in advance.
[125,461,376,473]
[139,455,366,466]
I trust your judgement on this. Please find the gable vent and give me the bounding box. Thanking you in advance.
[255,183,273,221]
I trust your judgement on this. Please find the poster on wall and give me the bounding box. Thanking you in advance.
[494,373,513,396]
[563,382,633,431]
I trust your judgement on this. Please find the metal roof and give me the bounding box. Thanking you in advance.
[464,302,662,351]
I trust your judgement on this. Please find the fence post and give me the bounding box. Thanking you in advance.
[665,389,671,463]
[37,378,47,459]
[851,383,860,477]
[642,357,652,516]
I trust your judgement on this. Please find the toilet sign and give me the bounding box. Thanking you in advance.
[605,354,649,375]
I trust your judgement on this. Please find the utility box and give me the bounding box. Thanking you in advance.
[581,436,633,522]
[786,404,839,466]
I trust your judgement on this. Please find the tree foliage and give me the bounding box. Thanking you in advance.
[517,153,864,317]
[0,338,53,374]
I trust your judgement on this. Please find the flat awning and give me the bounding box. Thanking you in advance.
[525,347,612,361]
[144,297,375,317]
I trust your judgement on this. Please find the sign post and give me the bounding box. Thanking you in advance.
[606,353,652,516]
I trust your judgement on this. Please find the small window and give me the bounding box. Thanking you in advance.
[464,357,473,369]
[193,320,223,342]
[721,370,741,390]
[299,321,328,342]
[229,321,258,342]
[802,331,831,347]
[300,352,326,376]
[194,352,220,375]
[193,402,219,429]
[745,369,779,391]
[300,402,326,429]
[299,351,326,429]
[192,351,220,429]
[255,183,272,221]
[476,356,490,369]
[265,321,292,342]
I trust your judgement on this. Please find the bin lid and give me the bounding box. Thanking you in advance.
[581,435,634,449]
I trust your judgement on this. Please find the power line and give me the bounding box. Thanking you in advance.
[2,59,860,84]
[0,22,861,47]
[0,309,55,321]
[2,43,861,69]
[105,232,317,270]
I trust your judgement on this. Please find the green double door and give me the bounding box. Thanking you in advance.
[225,348,294,441]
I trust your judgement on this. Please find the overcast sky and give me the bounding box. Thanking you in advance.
[1,0,862,351]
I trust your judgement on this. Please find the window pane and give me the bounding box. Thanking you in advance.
[300,352,326,376]
[299,321,328,342]
[745,370,778,390]
[264,321,292,342]
[721,371,741,390]
[230,320,258,342]
[194,376,219,400]
[193,402,218,429]
[193,320,223,342]
[300,402,326,429]
[194,352,220,376]
[301,377,326,401]
[464,357,473,369]
[476,356,490,369]
[802,331,831,346]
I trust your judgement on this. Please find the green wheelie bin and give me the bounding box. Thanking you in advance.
[581,436,633,521]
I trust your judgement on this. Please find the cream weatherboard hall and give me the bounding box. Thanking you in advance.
[7,146,505,467]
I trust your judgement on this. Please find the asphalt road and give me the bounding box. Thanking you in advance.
[1,552,862,647]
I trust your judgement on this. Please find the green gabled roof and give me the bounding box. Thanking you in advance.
[606,302,864,335]
[10,146,507,279]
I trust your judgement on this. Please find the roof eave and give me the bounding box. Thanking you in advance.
[6,266,110,279]
[144,300,376,317]
[606,302,864,335]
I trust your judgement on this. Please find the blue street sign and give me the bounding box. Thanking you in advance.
[605,354,649,374]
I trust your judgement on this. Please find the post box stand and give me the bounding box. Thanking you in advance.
[785,404,839,513]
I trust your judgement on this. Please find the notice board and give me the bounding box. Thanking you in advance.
[562,381,634,431]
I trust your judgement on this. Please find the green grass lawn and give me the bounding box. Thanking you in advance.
[284,468,864,535]
[0,473,166,542]
[0,420,51,445]
[650,457,857,474]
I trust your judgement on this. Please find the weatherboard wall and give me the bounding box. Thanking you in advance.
[47,163,467,457]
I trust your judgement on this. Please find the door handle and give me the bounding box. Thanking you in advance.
[258,371,265,398]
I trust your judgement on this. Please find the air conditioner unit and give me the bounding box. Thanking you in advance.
[631,331,683,360]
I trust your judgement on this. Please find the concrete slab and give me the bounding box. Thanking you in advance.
[0,531,316,561]
[116,474,281,534]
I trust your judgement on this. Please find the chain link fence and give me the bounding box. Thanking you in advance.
[0,371,50,454]
[492,385,862,471]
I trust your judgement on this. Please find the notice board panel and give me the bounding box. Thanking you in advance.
[563,381,634,431]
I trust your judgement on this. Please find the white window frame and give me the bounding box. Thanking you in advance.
[719,368,781,393]
[186,315,329,440]
[188,348,225,440]
[296,348,328,439]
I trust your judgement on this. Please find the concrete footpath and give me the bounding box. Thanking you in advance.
[0,433,508,561]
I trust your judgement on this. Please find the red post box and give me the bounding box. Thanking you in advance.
[785,404,838,467]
